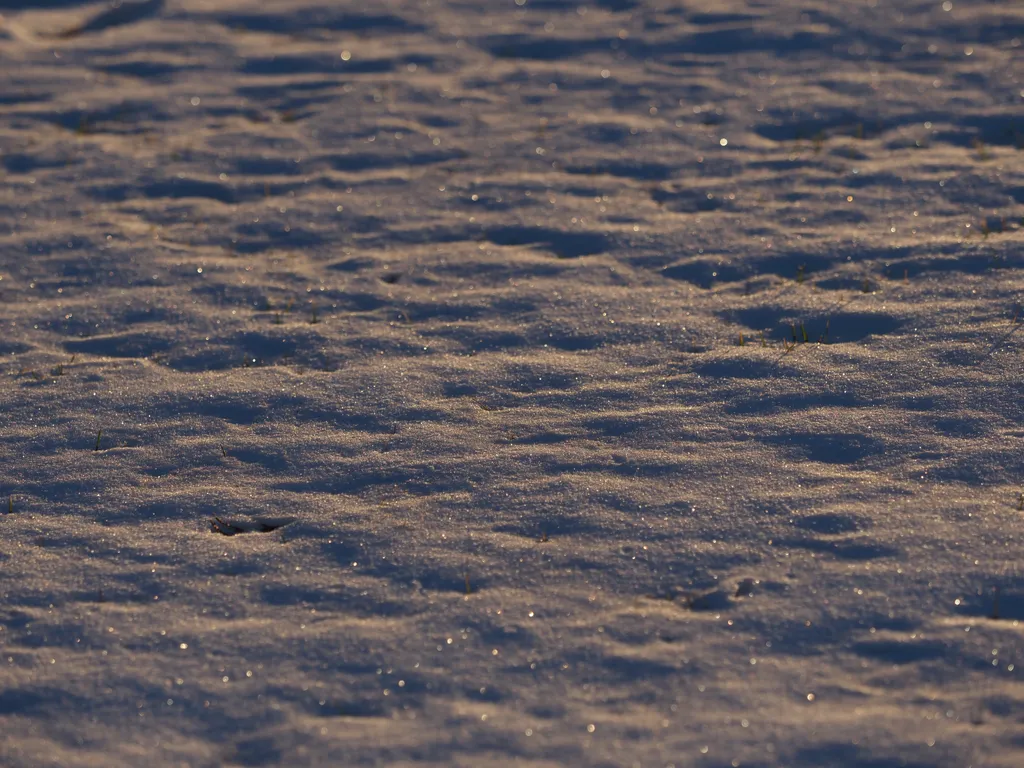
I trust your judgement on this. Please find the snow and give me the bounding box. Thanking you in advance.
[0,0,1022,766]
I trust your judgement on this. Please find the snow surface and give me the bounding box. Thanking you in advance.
[0,1,1022,766]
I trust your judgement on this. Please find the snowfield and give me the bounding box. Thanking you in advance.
[1,1,1022,766]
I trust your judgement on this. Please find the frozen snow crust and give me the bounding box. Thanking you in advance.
[0,1,1022,766]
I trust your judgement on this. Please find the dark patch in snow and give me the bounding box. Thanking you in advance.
[851,639,948,664]
[64,332,174,359]
[210,516,295,536]
[793,513,869,535]
[759,432,885,464]
[485,226,610,258]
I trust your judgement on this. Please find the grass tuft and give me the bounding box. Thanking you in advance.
[94,429,103,451]
[972,137,990,162]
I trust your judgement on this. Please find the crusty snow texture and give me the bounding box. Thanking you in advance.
[1,1,1023,766]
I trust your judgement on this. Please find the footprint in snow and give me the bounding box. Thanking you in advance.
[209,516,295,536]
[649,578,759,611]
